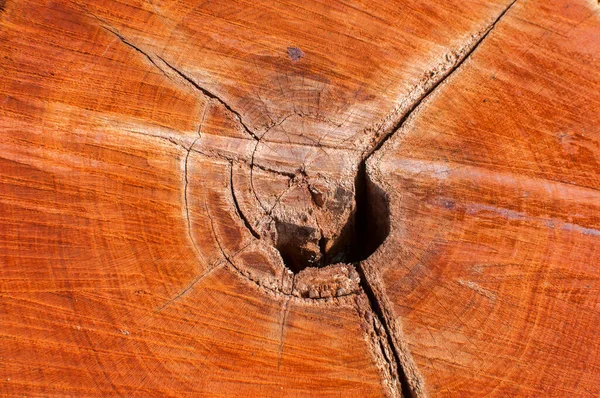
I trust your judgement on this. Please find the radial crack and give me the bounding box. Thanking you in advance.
[357,2,518,397]
[355,263,410,397]
[91,1,519,396]
[157,55,260,142]
[100,25,169,77]
[277,297,291,370]
[155,263,222,313]
[363,0,518,161]
[80,4,260,145]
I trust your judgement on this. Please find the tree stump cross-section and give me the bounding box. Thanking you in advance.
[1,0,600,396]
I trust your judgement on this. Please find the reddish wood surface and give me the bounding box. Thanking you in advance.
[1,0,599,396]
[368,1,600,395]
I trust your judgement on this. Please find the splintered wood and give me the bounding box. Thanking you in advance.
[1,0,599,396]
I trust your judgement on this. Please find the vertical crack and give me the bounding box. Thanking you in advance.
[277,297,291,371]
[355,263,412,398]
[353,3,517,397]
[229,162,261,239]
[91,1,516,395]
[184,138,204,263]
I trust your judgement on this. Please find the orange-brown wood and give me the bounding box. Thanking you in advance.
[367,0,600,396]
[0,0,599,396]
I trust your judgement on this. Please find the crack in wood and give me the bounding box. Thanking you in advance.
[84,1,519,395]
[277,297,291,371]
[157,55,261,142]
[183,138,203,263]
[354,2,518,397]
[154,264,222,313]
[362,0,518,162]
[355,263,408,398]
[99,25,168,78]
[229,161,261,239]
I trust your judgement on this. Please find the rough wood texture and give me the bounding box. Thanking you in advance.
[1,0,599,396]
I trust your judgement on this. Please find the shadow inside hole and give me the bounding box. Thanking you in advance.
[274,221,320,274]
[353,162,390,262]
[274,162,390,274]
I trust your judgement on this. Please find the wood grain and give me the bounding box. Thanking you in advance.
[0,0,598,396]
[367,0,600,395]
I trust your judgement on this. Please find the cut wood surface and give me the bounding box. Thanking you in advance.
[0,0,599,396]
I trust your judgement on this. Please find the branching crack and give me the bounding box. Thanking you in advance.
[157,55,260,142]
[189,139,296,179]
[88,1,517,396]
[249,114,296,213]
